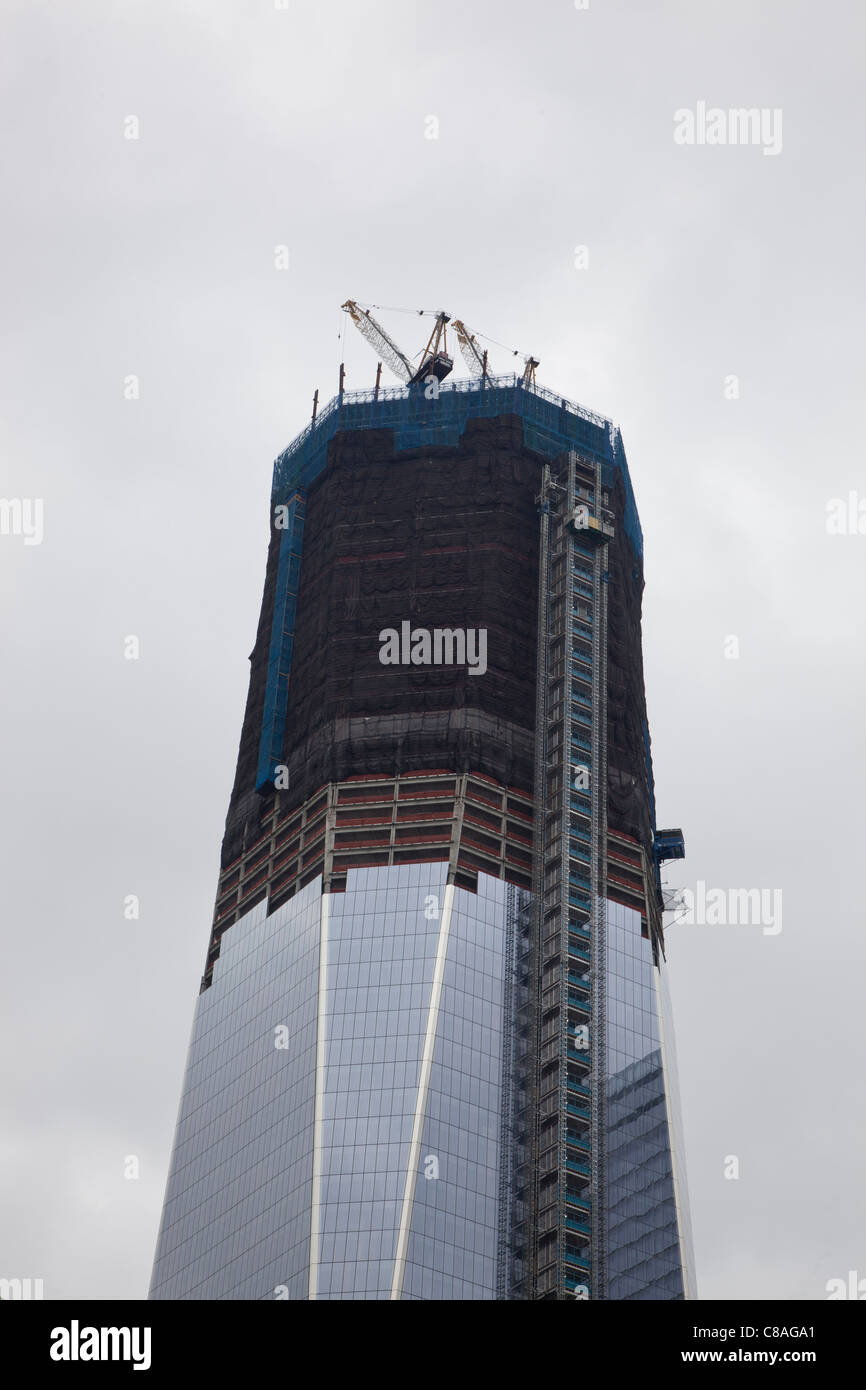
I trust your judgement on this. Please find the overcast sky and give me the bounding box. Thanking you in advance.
[1,0,863,1301]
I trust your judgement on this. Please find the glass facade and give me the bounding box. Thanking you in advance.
[315,864,446,1300]
[151,866,510,1300]
[150,879,322,1300]
[604,899,697,1299]
[657,955,698,1299]
[401,871,508,1300]
[150,872,695,1301]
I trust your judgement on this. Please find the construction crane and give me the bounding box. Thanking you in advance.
[342,301,453,385]
[451,319,487,378]
[522,355,540,386]
[455,316,539,387]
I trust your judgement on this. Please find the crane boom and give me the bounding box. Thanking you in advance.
[451,319,486,378]
[522,355,540,386]
[341,301,413,383]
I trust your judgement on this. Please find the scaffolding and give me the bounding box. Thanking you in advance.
[257,374,641,808]
[527,449,614,1300]
[269,374,641,558]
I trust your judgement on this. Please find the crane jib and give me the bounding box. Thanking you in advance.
[342,299,454,386]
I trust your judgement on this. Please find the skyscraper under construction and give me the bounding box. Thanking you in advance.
[150,309,696,1301]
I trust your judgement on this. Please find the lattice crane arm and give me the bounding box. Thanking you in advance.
[451,319,486,378]
[342,300,454,386]
[341,300,414,383]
